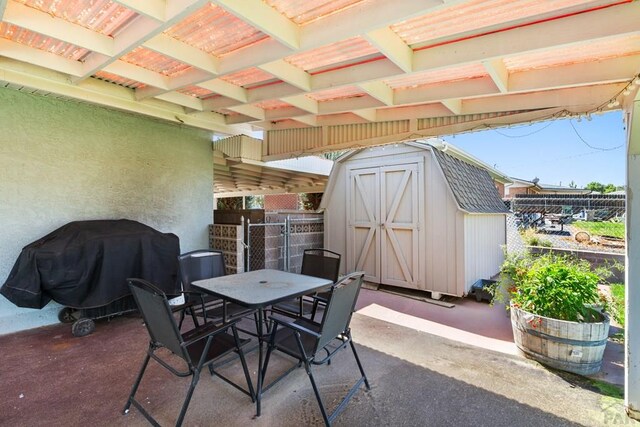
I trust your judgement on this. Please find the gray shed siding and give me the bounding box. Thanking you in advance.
[323,143,506,297]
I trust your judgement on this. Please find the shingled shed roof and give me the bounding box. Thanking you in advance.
[433,149,509,214]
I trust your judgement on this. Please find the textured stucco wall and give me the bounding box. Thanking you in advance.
[0,88,214,335]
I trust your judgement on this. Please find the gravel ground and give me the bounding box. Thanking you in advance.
[532,224,625,254]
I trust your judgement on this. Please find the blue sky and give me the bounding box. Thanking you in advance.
[441,111,626,188]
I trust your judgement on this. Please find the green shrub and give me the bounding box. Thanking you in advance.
[494,252,611,322]
[609,283,625,327]
[520,229,553,248]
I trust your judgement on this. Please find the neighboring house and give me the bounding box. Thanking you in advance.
[504,177,592,198]
[321,140,509,299]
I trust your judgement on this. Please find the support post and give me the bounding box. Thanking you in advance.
[626,92,640,419]
[246,219,251,272]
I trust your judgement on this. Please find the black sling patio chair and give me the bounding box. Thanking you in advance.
[124,278,255,427]
[176,250,254,329]
[271,249,341,319]
[261,271,369,427]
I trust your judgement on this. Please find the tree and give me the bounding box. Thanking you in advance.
[568,180,577,189]
[586,181,617,194]
[217,197,243,210]
[300,193,323,210]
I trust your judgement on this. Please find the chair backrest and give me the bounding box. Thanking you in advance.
[178,250,226,291]
[315,272,364,352]
[128,278,186,358]
[301,249,341,283]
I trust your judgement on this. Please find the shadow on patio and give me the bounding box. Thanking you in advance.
[0,290,630,426]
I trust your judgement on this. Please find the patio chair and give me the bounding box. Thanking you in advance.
[124,278,255,427]
[261,271,369,427]
[271,249,340,319]
[176,250,253,328]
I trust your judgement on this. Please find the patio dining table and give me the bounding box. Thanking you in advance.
[191,269,333,416]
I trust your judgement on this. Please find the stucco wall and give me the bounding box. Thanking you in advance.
[0,88,214,335]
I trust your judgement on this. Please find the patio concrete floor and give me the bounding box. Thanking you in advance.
[0,288,632,426]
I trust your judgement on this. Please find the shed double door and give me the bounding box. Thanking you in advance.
[347,163,423,289]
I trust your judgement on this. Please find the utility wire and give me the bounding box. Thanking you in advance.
[568,119,624,151]
[491,120,555,138]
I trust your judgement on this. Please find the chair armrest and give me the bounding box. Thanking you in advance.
[270,317,321,338]
[309,294,329,304]
[172,291,208,314]
[181,319,239,347]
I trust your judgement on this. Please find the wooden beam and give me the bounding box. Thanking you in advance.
[352,108,378,122]
[225,114,258,125]
[394,77,498,105]
[212,0,300,49]
[441,99,462,115]
[0,39,84,77]
[103,61,170,90]
[290,115,317,127]
[155,91,204,111]
[143,34,220,74]
[201,96,244,111]
[413,2,640,72]
[76,0,209,81]
[483,59,509,93]
[247,82,301,104]
[301,0,442,50]
[358,81,394,106]
[463,83,626,115]
[265,107,309,120]
[318,96,385,115]
[158,0,439,94]
[509,55,640,93]
[281,94,319,114]
[199,79,248,102]
[112,0,166,21]
[217,184,327,197]
[0,57,242,134]
[312,58,401,91]
[259,60,311,91]
[365,27,413,73]
[3,0,114,56]
[227,104,265,120]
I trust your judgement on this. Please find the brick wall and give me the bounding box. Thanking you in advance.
[264,193,299,210]
[209,224,244,274]
[506,186,530,198]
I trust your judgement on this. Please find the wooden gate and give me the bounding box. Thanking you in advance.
[348,162,423,288]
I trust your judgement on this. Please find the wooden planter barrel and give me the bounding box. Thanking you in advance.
[510,304,610,375]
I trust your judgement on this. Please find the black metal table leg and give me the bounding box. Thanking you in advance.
[256,308,264,416]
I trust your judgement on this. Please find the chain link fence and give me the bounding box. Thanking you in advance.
[246,216,324,272]
[246,222,286,272]
[510,194,626,254]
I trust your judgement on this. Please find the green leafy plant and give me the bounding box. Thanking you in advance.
[608,283,625,327]
[520,229,553,247]
[493,252,612,322]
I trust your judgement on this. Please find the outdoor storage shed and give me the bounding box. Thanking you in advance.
[321,140,509,298]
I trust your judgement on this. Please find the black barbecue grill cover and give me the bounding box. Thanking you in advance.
[1,219,180,309]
